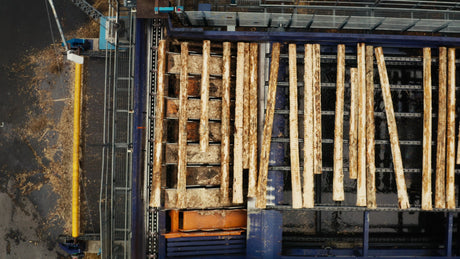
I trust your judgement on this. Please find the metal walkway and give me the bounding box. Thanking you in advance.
[100,2,136,258]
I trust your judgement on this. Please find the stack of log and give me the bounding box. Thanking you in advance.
[149,40,457,211]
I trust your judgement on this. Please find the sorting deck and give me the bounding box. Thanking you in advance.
[150,40,458,211]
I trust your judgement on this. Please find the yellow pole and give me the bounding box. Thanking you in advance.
[72,62,82,238]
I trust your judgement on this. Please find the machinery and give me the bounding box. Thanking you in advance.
[54,0,460,258]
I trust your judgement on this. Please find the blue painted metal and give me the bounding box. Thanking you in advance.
[446,212,454,257]
[247,210,283,259]
[167,235,244,242]
[363,211,369,257]
[198,3,211,11]
[284,248,447,257]
[132,18,146,259]
[167,239,245,247]
[166,19,460,48]
[158,210,166,259]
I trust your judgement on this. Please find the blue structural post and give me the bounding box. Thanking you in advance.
[247,43,285,259]
[363,211,369,257]
[446,212,453,257]
[132,18,146,259]
[158,210,166,259]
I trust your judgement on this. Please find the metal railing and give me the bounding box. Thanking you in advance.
[100,1,136,258]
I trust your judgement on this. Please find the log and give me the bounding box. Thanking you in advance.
[167,120,224,143]
[349,68,358,180]
[366,45,377,209]
[166,98,234,120]
[288,44,302,209]
[165,144,221,164]
[257,43,280,209]
[357,43,367,207]
[172,166,221,186]
[313,44,322,174]
[167,52,222,75]
[435,47,447,209]
[303,44,315,208]
[248,43,259,197]
[333,44,345,202]
[233,42,245,204]
[149,40,166,207]
[375,47,410,209]
[446,48,456,209]
[221,42,231,204]
[422,47,433,210]
[165,188,231,209]
[177,42,189,209]
[243,43,250,169]
[200,40,210,152]
[170,77,229,98]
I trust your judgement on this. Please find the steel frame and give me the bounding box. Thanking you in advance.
[100,1,136,258]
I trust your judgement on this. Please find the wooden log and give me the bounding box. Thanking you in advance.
[165,188,231,209]
[288,44,302,209]
[172,121,224,143]
[165,144,221,164]
[349,68,358,180]
[177,42,189,209]
[435,47,447,209]
[357,43,367,207]
[166,98,234,120]
[243,43,250,169]
[365,45,377,209]
[233,42,245,204]
[313,44,322,174]
[200,40,210,152]
[257,43,280,209]
[221,42,231,204]
[167,53,222,75]
[303,44,315,208]
[333,44,345,202]
[149,40,166,207]
[170,77,229,98]
[248,43,259,198]
[169,166,221,187]
[422,47,433,211]
[375,47,410,209]
[446,48,456,209]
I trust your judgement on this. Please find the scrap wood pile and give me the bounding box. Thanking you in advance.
[149,39,459,210]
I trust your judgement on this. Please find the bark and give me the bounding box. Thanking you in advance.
[233,42,245,204]
[149,40,166,207]
[375,47,410,209]
[200,40,210,152]
[257,43,280,208]
[303,44,315,208]
[422,47,433,210]
[333,44,345,202]
[435,47,447,208]
[177,42,189,208]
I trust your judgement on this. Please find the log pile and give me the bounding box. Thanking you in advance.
[149,40,457,211]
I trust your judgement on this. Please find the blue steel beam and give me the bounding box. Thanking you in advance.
[446,212,454,257]
[363,211,369,257]
[167,19,460,48]
[132,18,146,259]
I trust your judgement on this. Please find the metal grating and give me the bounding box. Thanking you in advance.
[100,2,136,258]
[180,1,460,33]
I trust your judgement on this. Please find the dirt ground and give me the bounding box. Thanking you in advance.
[0,0,107,258]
